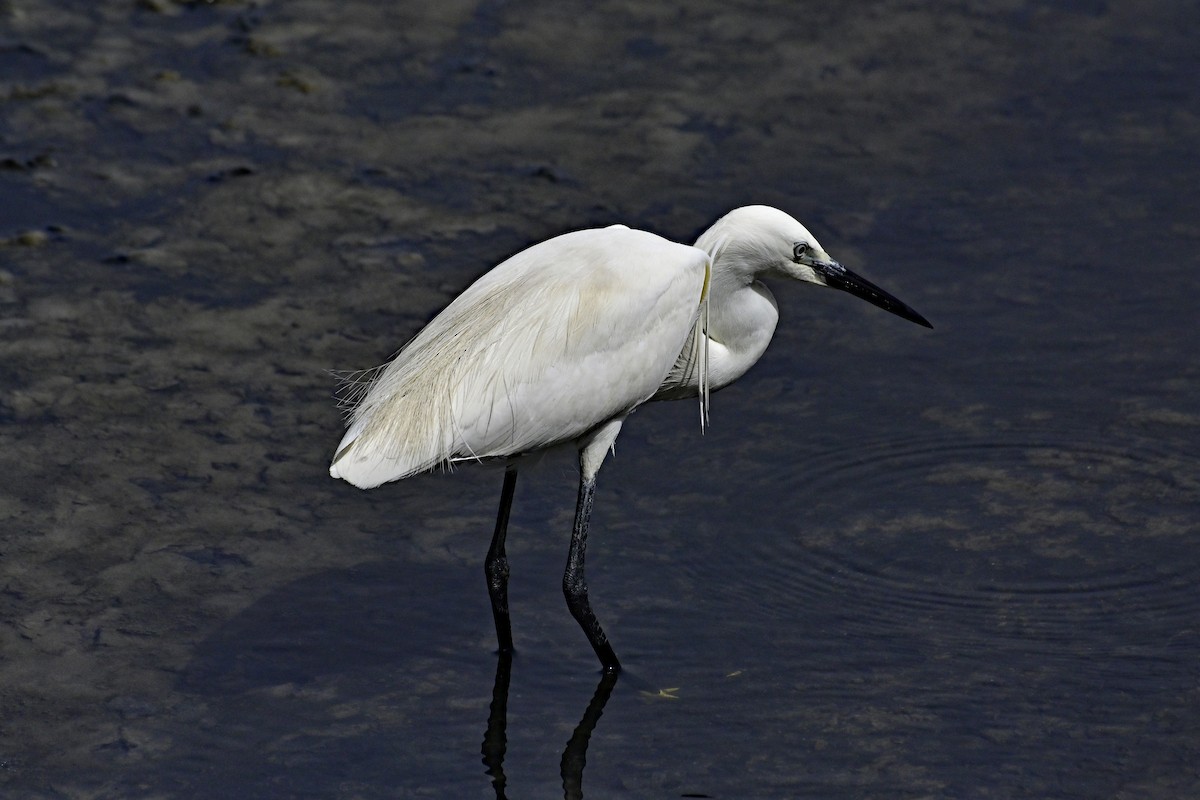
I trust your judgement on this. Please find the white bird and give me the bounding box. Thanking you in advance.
[330,205,931,672]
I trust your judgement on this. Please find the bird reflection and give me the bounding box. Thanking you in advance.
[481,653,619,799]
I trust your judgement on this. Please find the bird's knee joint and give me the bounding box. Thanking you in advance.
[562,576,588,604]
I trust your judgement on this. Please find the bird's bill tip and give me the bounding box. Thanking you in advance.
[819,262,932,328]
[899,306,934,329]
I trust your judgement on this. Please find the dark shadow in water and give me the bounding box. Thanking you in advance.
[161,557,635,798]
[180,560,478,694]
[482,651,619,800]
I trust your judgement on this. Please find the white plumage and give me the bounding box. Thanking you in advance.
[329,205,931,671]
[330,225,711,488]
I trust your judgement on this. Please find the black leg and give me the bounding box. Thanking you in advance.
[485,465,518,654]
[563,475,621,672]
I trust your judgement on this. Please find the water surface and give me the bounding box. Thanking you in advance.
[1,1,1197,798]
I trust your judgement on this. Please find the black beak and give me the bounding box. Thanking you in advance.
[814,260,932,328]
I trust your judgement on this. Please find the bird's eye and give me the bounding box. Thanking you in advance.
[792,242,809,261]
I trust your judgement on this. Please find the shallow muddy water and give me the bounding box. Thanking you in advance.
[2,1,1198,798]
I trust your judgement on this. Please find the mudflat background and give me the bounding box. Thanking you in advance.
[2,1,1198,798]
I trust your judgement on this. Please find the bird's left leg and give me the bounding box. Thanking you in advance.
[564,417,625,673]
[485,464,519,654]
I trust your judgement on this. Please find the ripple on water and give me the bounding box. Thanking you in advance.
[702,429,1200,668]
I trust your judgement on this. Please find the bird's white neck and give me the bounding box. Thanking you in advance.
[704,270,779,390]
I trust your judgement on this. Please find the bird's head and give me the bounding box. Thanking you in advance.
[697,205,932,328]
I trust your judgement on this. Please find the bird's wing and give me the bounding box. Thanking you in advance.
[330,226,709,488]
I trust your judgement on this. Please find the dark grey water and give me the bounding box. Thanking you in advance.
[2,1,1198,798]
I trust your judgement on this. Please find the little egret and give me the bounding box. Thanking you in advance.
[330,205,931,672]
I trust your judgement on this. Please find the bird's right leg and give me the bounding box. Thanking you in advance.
[485,464,519,654]
[564,418,625,673]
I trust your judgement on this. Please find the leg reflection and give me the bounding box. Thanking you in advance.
[480,655,620,800]
[481,651,512,799]
[561,669,619,800]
